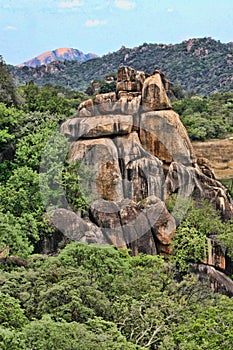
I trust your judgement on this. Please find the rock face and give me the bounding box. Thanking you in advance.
[55,66,233,262]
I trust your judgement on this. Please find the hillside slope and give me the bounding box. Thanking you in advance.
[17,48,98,68]
[10,37,233,94]
[192,136,233,179]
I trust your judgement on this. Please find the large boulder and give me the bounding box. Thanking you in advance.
[78,98,94,117]
[90,199,127,248]
[115,132,164,201]
[68,138,124,201]
[142,72,172,110]
[48,208,107,245]
[95,92,118,114]
[139,110,196,165]
[61,114,133,140]
[118,91,142,114]
[165,162,233,220]
[141,196,176,247]
[90,196,176,254]
[116,66,146,94]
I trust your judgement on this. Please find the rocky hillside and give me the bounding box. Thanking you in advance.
[192,136,233,179]
[10,37,233,95]
[43,66,233,281]
[17,48,98,68]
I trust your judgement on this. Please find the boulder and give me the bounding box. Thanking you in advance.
[68,138,124,202]
[90,199,127,248]
[78,99,94,117]
[140,196,176,247]
[89,196,176,255]
[142,72,172,110]
[139,110,196,165]
[119,199,157,255]
[61,114,133,140]
[116,66,146,94]
[55,65,233,269]
[95,92,118,114]
[165,162,233,220]
[48,208,107,244]
[115,132,164,201]
[118,91,142,114]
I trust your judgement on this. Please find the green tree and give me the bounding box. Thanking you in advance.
[0,56,18,106]
[0,292,28,329]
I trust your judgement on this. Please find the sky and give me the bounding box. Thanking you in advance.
[0,0,233,65]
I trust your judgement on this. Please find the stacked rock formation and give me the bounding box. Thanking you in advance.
[54,66,233,260]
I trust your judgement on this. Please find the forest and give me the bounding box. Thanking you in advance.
[0,55,233,349]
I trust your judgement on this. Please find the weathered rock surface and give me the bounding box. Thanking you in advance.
[139,111,196,165]
[116,66,146,94]
[191,263,233,297]
[48,208,108,245]
[61,114,133,140]
[68,138,124,201]
[95,92,117,114]
[115,132,164,201]
[142,72,172,111]
[57,65,233,271]
[78,98,94,117]
[165,162,233,220]
[90,196,176,255]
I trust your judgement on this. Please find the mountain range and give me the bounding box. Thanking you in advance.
[10,37,233,95]
[17,48,98,68]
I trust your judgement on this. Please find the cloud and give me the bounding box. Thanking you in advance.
[167,8,174,13]
[85,19,107,27]
[59,0,83,8]
[4,26,17,31]
[115,0,135,10]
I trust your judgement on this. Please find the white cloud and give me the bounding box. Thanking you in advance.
[85,19,107,27]
[59,0,83,8]
[115,0,135,10]
[167,8,174,13]
[4,26,17,31]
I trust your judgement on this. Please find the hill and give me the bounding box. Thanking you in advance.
[192,136,233,180]
[10,37,233,95]
[17,48,98,68]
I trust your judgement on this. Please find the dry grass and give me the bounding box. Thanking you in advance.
[192,135,233,179]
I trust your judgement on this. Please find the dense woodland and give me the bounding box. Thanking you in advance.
[10,38,233,95]
[1,55,233,349]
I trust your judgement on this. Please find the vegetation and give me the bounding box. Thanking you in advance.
[1,56,233,349]
[0,56,18,106]
[9,37,233,95]
[0,243,233,349]
[173,92,233,141]
[0,78,89,257]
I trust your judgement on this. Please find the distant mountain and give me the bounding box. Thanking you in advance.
[10,38,233,95]
[17,48,98,67]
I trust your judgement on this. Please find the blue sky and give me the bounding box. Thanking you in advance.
[1,0,233,65]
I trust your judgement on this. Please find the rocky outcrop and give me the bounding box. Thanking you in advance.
[142,72,172,110]
[139,110,196,165]
[89,195,175,255]
[53,66,233,263]
[68,138,124,201]
[61,114,133,140]
[191,263,233,297]
[116,66,146,94]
